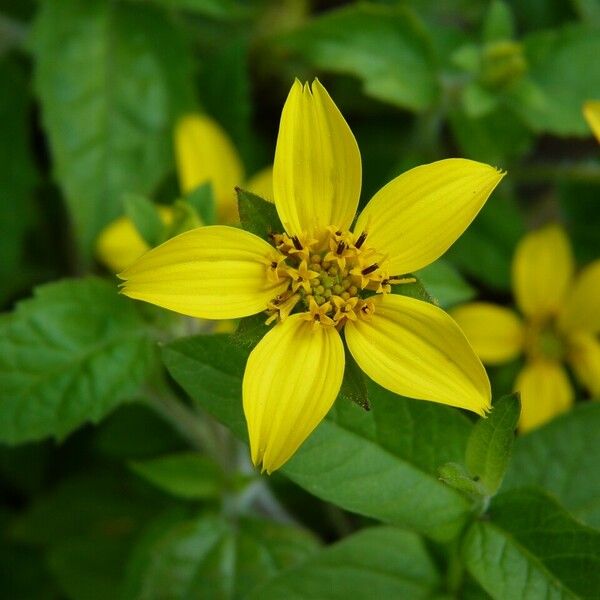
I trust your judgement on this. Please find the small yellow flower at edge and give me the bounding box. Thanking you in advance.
[95,114,273,272]
[452,225,600,432]
[119,79,505,473]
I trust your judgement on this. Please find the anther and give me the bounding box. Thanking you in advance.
[292,236,303,250]
[355,231,367,249]
[336,241,346,255]
[361,263,379,276]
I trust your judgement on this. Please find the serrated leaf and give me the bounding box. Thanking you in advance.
[415,260,475,309]
[502,403,600,528]
[31,0,194,259]
[0,277,156,444]
[124,193,166,247]
[185,182,216,226]
[129,452,224,500]
[250,526,440,599]
[280,4,439,111]
[463,488,600,599]
[123,513,318,599]
[161,334,473,541]
[465,393,520,496]
[236,187,282,240]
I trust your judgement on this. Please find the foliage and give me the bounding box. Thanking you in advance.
[1,0,599,598]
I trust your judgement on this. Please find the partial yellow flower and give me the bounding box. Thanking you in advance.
[95,207,173,273]
[583,100,600,143]
[174,114,274,222]
[120,79,504,473]
[96,114,273,272]
[452,224,600,432]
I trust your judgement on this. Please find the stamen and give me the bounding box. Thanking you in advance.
[336,241,346,255]
[361,263,379,276]
[292,235,303,250]
[355,231,367,249]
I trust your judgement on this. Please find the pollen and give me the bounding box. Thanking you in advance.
[264,228,410,328]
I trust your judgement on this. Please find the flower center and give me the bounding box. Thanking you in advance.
[264,227,412,328]
[525,320,565,362]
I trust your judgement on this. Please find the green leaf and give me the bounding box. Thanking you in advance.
[123,513,318,599]
[0,277,156,444]
[449,107,533,166]
[31,0,194,260]
[482,1,515,42]
[280,4,439,111]
[129,452,225,500]
[502,403,600,528]
[250,526,440,599]
[162,334,473,541]
[516,25,600,135]
[438,462,487,500]
[236,187,282,240]
[185,182,216,226]
[463,488,600,599]
[124,194,166,247]
[132,0,248,20]
[415,260,475,309]
[338,344,369,411]
[232,313,269,349]
[465,393,520,496]
[447,193,525,291]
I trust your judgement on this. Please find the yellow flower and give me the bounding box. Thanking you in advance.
[583,101,600,143]
[119,79,504,473]
[452,225,600,432]
[95,114,273,272]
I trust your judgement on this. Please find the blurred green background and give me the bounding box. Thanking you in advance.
[1,0,599,598]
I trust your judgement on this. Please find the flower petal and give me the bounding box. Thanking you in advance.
[119,225,287,319]
[243,315,344,473]
[450,302,524,365]
[245,166,274,202]
[174,114,244,222]
[95,207,173,273]
[345,294,491,415]
[583,100,600,143]
[567,332,600,397]
[512,224,574,322]
[515,360,574,432]
[354,159,504,274]
[558,259,600,335]
[273,79,361,236]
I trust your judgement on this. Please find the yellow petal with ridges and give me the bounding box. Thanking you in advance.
[354,159,504,275]
[512,224,574,322]
[119,225,286,319]
[174,114,244,223]
[345,294,491,415]
[95,207,173,273]
[515,360,574,432]
[245,166,274,202]
[568,332,600,397]
[273,79,361,236]
[450,302,524,365]
[558,259,600,335]
[583,100,600,143]
[243,315,344,473]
